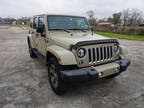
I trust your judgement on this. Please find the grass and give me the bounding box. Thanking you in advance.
[94,31,144,41]
[9,25,28,30]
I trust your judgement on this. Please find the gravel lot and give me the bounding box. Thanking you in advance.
[0,27,144,108]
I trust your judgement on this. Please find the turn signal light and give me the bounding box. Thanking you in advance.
[120,60,123,64]
[91,66,95,71]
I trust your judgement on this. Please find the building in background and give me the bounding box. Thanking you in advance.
[0,17,5,24]
[98,22,111,26]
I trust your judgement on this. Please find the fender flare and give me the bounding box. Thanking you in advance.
[47,45,77,65]
[119,45,128,57]
[27,34,35,48]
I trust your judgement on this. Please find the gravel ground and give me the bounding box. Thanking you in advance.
[0,27,144,108]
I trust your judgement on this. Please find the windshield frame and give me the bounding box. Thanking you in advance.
[47,15,90,31]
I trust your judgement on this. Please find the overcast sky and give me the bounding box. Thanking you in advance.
[0,0,143,18]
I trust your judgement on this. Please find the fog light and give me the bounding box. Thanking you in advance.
[99,72,102,76]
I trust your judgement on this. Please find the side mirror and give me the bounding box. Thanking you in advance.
[36,25,45,37]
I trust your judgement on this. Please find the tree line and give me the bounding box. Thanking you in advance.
[87,8,144,26]
[0,17,30,25]
[1,9,144,26]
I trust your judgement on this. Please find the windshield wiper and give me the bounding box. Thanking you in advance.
[49,29,71,33]
[69,29,87,32]
[63,29,71,33]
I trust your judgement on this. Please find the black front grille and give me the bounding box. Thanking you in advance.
[88,45,113,64]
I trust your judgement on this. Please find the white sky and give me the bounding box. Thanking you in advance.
[0,0,144,18]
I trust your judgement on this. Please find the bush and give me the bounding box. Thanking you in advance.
[93,25,113,32]
[93,26,144,35]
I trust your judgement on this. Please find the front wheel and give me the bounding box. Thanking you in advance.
[28,41,37,58]
[48,57,66,95]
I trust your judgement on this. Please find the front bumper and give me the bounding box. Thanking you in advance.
[60,58,131,81]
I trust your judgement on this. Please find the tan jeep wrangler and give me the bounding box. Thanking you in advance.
[27,14,131,95]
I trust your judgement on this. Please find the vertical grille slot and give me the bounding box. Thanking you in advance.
[96,48,99,61]
[88,49,92,63]
[88,44,114,64]
[92,48,96,62]
[107,46,110,59]
[104,47,106,60]
[100,47,103,60]
[110,46,113,58]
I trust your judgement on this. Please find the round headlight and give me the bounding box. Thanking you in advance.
[114,44,119,53]
[77,48,86,58]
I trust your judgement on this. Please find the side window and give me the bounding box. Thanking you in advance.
[30,18,33,28]
[33,17,37,29]
[38,17,44,27]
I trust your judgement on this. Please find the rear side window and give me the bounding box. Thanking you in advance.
[38,17,44,27]
[33,17,37,29]
[30,18,33,28]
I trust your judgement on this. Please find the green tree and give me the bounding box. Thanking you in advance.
[108,12,122,25]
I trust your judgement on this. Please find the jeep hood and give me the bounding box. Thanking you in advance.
[50,32,110,49]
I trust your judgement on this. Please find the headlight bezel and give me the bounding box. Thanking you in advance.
[77,48,86,58]
[114,44,119,53]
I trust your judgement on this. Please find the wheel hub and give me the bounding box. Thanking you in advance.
[49,64,58,88]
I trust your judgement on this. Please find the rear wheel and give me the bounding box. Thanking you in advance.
[48,57,66,95]
[28,40,37,58]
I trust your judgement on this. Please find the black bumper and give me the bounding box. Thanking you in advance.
[115,58,131,72]
[60,58,131,81]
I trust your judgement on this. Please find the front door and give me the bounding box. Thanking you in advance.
[31,17,38,48]
[37,16,46,56]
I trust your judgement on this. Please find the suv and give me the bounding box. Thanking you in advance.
[27,14,131,95]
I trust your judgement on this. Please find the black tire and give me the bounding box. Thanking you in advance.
[48,57,66,95]
[28,40,37,58]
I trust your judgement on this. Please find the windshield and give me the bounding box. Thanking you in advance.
[47,16,89,30]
